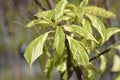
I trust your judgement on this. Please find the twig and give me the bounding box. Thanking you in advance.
[89,47,111,61]
[34,0,47,10]
[46,0,55,9]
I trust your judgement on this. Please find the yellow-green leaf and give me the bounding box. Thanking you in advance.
[57,61,66,73]
[106,28,120,41]
[111,55,120,72]
[55,0,68,20]
[44,57,54,78]
[82,19,92,33]
[86,14,106,44]
[64,25,99,43]
[100,55,107,73]
[24,32,48,67]
[85,6,116,19]
[67,36,89,66]
[26,19,49,28]
[54,27,65,57]
[80,0,88,7]
[35,10,55,20]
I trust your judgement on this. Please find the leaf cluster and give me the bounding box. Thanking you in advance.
[24,0,120,80]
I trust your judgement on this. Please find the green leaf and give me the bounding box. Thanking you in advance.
[57,61,66,73]
[111,55,120,72]
[82,19,92,33]
[66,3,76,10]
[100,55,107,73]
[85,6,116,19]
[26,19,49,28]
[35,10,55,20]
[76,7,84,22]
[44,57,54,78]
[39,51,48,72]
[80,0,88,7]
[54,27,65,57]
[87,64,100,80]
[86,14,106,44]
[64,25,99,43]
[24,32,48,67]
[58,15,71,22]
[55,0,68,20]
[67,36,89,66]
[105,28,120,41]
[82,39,97,53]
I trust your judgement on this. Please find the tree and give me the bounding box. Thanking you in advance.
[24,0,120,80]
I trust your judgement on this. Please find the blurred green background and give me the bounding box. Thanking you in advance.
[0,0,120,80]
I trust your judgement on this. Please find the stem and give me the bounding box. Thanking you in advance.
[65,37,73,80]
[46,0,55,9]
[61,35,84,80]
[89,48,111,61]
[34,0,47,10]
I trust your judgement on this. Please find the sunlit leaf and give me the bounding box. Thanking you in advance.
[58,15,71,22]
[111,55,120,72]
[82,19,92,33]
[66,3,76,10]
[26,19,49,28]
[105,28,120,41]
[55,0,68,20]
[85,6,116,19]
[76,7,84,22]
[80,0,88,7]
[67,36,89,66]
[44,57,54,78]
[54,27,65,57]
[64,25,99,43]
[100,55,107,73]
[86,14,106,44]
[24,32,48,67]
[35,10,55,20]
[57,61,66,73]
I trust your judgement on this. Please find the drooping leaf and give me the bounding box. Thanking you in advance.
[35,10,55,20]
[85,6,116,19]
[82,19,92,33]
[55,0,68,20]
[86,14,106,44]
[24,32,48,67]
[64,25,99,43]
[111,55,120,72]
[57,61,66,73]
[67,36,89,66]
[54,27,65,57]
[100,55,107,73]
[44,57,54,78]
[80,0,88,7]
[105,28,120,41]
[26,19,49,28]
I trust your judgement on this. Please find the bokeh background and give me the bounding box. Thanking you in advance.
[0,0,120,80]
